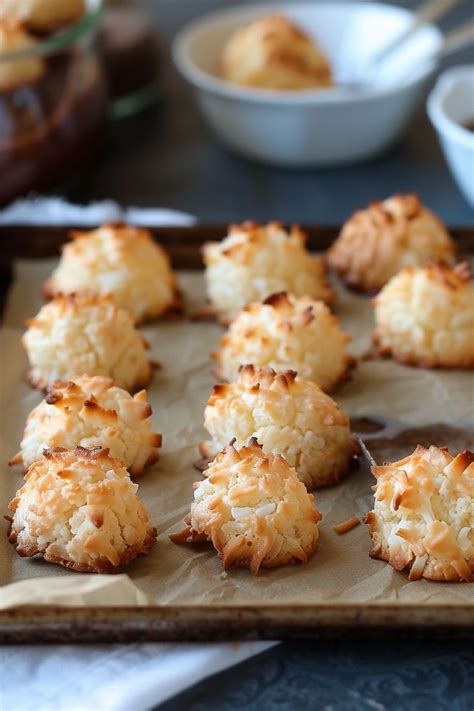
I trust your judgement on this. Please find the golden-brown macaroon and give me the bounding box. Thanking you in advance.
[171,440,321,574]
[0,21,45,91]
[365,445,473,582]
[7,446,156,573]
[22,294,153,392]
[201,365,357,488]
[213,292,354,391]
[43,223,181,324]
[327,194,456,292]
[373,262,474,368]
[221,14,332,90]
[203,221,333,325]
[0,0,85,33]
[10,375,162,476]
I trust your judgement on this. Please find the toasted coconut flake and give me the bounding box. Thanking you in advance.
[203,222,333,324]
[333,516,360,535]
[327,194,456,292]
[366,445,474,582]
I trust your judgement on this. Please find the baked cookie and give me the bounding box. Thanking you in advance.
[203,221,333,324]
[201,365,357,488]
[327,194,456,292]
[171,440,321,574]
[373,262,474,368]
[8,446,156,573]
[10,375,161,476]
[221,14,332,90]
[44,223,181,324]
[0,21,45,91]
[365,445,473,582]
[213,292,354,391]
[0,0,85,33]
[23,294,153,392]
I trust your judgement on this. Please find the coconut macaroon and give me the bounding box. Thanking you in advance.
[365,446,474,582]
[0,21,45,92]
[201,366,357,488]
[327,194,456,292]
[171,441,321,573]
[221,14,332,90]
[10,375,162,476]
[23,294,153,392]
[0,0,85,33]
[43,223,181,324]
[213,292,354,392]
[373,262,474,369]
[7,446,156,573]
[202,221,333,324]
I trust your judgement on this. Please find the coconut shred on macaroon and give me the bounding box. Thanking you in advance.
[365,445,473,582]
[372,261,474,368]
[8,446,156,573]
[10,375,162,476]
[23,294,153,392]
[43,223,181,324]
[203,221,333,324]
[213,292,354,392]
[327,194,456,293]
[171,440,321,574]
[200,365,357,488]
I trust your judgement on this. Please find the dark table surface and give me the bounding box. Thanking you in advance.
[158,639,474,711]
[47,1,474,709]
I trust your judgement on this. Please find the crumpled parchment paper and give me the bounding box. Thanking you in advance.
[1,259,472,608]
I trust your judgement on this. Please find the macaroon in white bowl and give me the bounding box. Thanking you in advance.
[428,65,474,209]
[173,2,443,167]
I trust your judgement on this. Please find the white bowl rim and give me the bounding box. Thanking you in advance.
[427,65,474,150]
[172,1,442,106]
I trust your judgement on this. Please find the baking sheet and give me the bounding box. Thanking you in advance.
[0,259,473,607]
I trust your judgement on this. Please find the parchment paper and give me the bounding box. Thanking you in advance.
[1,259,473,608]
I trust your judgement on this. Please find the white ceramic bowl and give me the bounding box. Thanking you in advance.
[427,66,474,209]
[173,2,442,167]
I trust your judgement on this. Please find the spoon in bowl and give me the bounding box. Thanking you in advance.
[338,17,474,93]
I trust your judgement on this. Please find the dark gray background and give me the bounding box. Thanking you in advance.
[64,0,474,225]
[158,639,474,711]
[64,2,473,708]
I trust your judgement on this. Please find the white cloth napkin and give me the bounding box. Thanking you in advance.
[0,197,196,227]
[0,197,275,711]
[0,641,276,711]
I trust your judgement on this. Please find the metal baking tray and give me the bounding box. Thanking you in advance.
[0,224,472,643]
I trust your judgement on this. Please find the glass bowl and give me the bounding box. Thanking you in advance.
[0,0,107,205]
[100,0,161,119]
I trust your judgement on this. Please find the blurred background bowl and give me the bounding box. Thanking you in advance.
[427,65,474,209]
[173,2,443,168]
